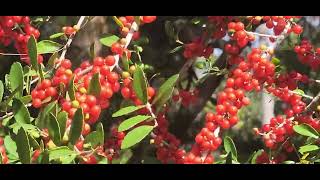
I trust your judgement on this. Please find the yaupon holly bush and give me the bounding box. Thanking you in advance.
[0,16,320,164]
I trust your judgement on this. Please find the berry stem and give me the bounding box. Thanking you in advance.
[77,22,138,76]
[244,30,281,39]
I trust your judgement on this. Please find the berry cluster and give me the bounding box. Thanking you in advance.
[172,89,199,108]
[183,38,213,59]
[120,76,156,106]
[0,16,42,64]
[153,112,186,164]
[246,16,302,36]
[104,126,126,163]
[228,22,255,48]
[31,79,58,108]
[294,39,320,70]
[207,16,235,39]
[31,59,72,108]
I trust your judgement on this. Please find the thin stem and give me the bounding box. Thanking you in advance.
[245,30,281,39]
[55,16,87,68]
[77,21,138,76]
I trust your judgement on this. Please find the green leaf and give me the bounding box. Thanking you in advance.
[100,35,120,47]
[152,74,179,109]
[299,145,319,154]
[88,73,101,96]
[48,146,77,162]
[169,46,183,54]
[293,89,305,96]
[47,52,58,69]
[9,62,24,98]
[43,101,57,116]
[96,122,104,146]
[50,32,65,39]
[48,113,61,145]
[27,35,38,71]
[112,16,124,28]
[68,76,76,101]
[251,150,264,164]
[40,149,49,164]
[12,98,31,124]
[293,123,319,139]
[84,131,100,148]
[112,105,145,117]
[20,95,32,104]
[28,135,40,149]
[121,125,154,149]
[4,136,18,158]
[16,128,31,164]
[112,149,133,164]
[37,40,63,54]
[57,111,68,138]
[121,52,130,71]
[226,153,232,164]
[224,136,237,160]
[0,80,4,102]
[69,108,83,145]
[84,122,104,148]
[271,57,281,66]
[118,115,151,132]
[133,65,148,104]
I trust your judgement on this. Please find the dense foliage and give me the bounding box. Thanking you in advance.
[0,16,319,164]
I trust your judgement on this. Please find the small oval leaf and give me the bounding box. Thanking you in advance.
[9,62,24,98]
[27,35,38,71]
[299,145,319,154]
[37,40,63,54]
[4,136,18,158]
[68,76,76,101]
[121,125,154,149]
[133,65,148,104]
[16,128,31,164]
[69,108,83,145]
[112,105,145,117]
[152,74,179,109]
[57,111,68,138]
[12,98,31,124]
[48,113,61,145]
[88,73,101,96]
[118,115,151,132]
[50,32,65,39]
[100,35,120,47]
[224,136,238,160]
[293,123,319,139]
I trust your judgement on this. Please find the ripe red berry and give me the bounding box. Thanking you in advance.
[45,87,57,97]
[105,55,115,66]
[86,95,97,107]
[90,105,101,118]
[32,98,42,108]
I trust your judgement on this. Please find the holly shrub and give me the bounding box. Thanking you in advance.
[0,16,319,164]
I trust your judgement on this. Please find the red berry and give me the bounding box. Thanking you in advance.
[105,55,115,66]
[90,105,101,117]
[32,98,42,108]
[45,87,57,97]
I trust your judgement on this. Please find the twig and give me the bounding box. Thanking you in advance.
[77,21,138,76]
[244,30,282,39]
[304,91,320,113]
